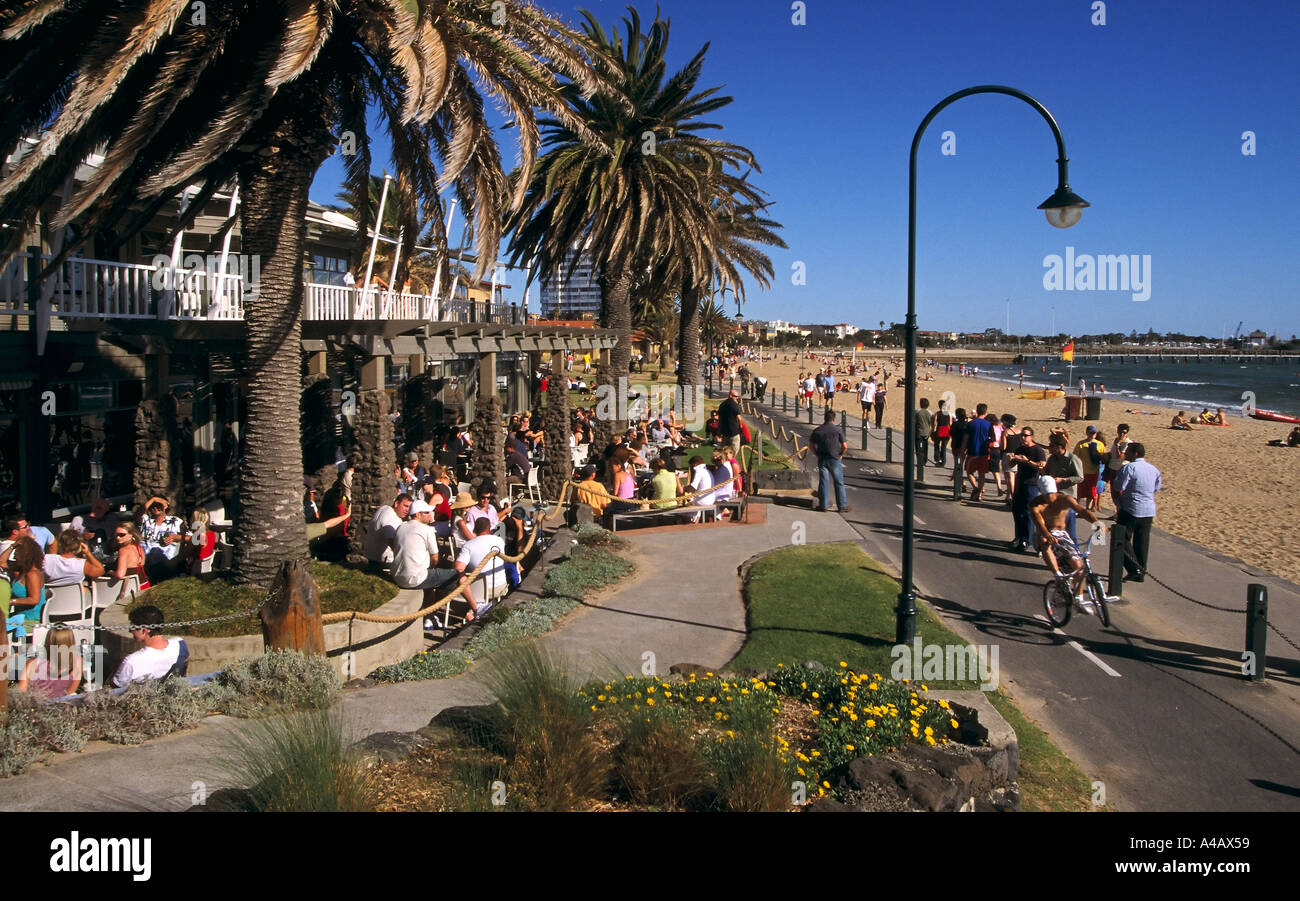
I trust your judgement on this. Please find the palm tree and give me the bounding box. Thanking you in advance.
[0,0,605,588]
[506,7,749,426]
[676,184,784,391]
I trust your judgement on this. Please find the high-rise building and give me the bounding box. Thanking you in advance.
[539,245,602,319]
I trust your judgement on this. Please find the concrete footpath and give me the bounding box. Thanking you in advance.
[0,505,857,812]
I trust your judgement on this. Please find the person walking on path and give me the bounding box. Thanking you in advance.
[932,400,952,466]
[1074,426,1107,513]
[810,409,851,514]
[1103,423,1132,514]
[1113,442,1161,582]
[718,388,744,456]
[1005,426,1047,551]
[1043,432,1085,542]
[873,378,887,427]
[913,398,934,477]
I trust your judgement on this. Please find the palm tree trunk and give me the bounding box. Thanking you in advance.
[232,90,334,588]
[677,284,702,390]
[600,264,633,434]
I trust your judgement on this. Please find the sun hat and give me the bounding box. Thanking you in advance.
[450,492,476,511]
[409,499,433,515]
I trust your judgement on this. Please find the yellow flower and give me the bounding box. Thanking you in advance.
[811,691,820,699]
[845,744,855,751]
[822,781,830,789]
[866,719,876,728]
[590,705,597,711]
[926,735,937,746]
[797,767,806,776]
[839,661,847,668]
[696,696,705,702]
[647,686,655,693]
[868,683,878,691]
[951,718,960,729]
[709,697,717,703]
[663,691,671,698]
[646,698,654,706]
[924,726,933,736]
[726,730,735,738]
[597,695,606,701]
[938,699,950,709]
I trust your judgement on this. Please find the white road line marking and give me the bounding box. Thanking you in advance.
[975,533,986,538]
[896,503,926,526]
[1034,614,1122,677]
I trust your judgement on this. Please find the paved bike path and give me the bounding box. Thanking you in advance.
[755,395,1300,811]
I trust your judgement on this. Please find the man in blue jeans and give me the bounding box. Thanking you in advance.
[811,409,851,513]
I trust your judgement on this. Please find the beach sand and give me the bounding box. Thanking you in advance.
[745,351,1300,586]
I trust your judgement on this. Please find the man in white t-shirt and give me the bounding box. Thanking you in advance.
[454,518,507,621]
[391,500,453,598]
[858,377,876,420]
[363,493,412,569]
[112,605,183,687]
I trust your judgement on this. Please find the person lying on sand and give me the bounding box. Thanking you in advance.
[1124,409,1159,415]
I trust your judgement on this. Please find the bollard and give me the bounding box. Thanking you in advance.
[808,402,814,424]
[841,410,847,431]
[1245,584,1267,682]
[916,439,926,483]
[952,456,963,501]
[885,428,894,463]
[861,421,868,451]
[1107,521,1128,597]
[783,391,788,413]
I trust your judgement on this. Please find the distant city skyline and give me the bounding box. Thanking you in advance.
[311,0,1299,339]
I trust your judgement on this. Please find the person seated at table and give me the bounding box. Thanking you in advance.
[648,458,680,509]
[17,624,82,699]
[81,498,119,544]
[1170,411,1194,430]
[465,487,502,535]
[505,441,531,492]
[607,460,639,515]
[140,496,185,582]
[1,536,46,621]
[43,527,106,588]
[709,451,736,517]
[392,500,456,609]
[688,455,715,522]
[453,518,508,623]
[182,508,217,576]
[575,465,609,517]
[648,417,671,444]
[108,522,150,597]
[449,492,477,543]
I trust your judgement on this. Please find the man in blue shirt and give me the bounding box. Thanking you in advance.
[1112,442,1161,582]
[964,403,993,500]
[810,409,851,513]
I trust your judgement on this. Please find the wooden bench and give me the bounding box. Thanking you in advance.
[609,505,715,532]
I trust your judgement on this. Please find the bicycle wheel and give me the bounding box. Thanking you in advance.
[1088,576,1110,627]
[1043,578,1072,627]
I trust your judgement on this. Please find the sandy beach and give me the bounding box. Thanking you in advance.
[746,351,1300,586]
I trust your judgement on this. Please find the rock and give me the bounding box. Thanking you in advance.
[833,756,901,793]
[427,704,509,751]
[948,701,989,745]
[804,796,851,812]
[349,731,430,766]
[893,767,959,812]
[902,743,992,796]
[802,660,826,671]
[668,663,716,679]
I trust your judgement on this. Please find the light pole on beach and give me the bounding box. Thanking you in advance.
[897,85,1089,645]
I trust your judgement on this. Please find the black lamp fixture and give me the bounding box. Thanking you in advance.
[897,85,1088,645]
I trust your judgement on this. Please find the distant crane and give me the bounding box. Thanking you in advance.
[1232,321,1244,349]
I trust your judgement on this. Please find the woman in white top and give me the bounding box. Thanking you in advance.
[688,454,715,523]
[43,528,106,587]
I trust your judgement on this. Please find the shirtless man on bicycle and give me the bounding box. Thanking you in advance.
[1029,475,1102,611]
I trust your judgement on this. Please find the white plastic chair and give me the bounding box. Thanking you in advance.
[42,582,94,636]
[510,467,540,505]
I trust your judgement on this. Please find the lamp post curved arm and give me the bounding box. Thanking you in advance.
[898,86,1087,645]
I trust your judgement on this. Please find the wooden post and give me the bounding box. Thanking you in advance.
[261,559,327,655]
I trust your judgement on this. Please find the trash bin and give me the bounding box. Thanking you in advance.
[1085,396,1102,420]
[1064,395,1085,421]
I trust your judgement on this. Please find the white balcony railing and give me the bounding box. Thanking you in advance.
[1,252,526,326]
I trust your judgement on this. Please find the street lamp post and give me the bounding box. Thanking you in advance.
[897,85,1088,645]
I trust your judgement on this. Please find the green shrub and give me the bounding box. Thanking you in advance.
[0,701,49,777]
[206,648,340,715]
[541,546,634,600]
[614,708,709,809]
[76,678,207,744]
[369,648,471,682]
[572,523,627,549]
[704,732,795,812]
[213,710,376,812]
[482,644,612,811]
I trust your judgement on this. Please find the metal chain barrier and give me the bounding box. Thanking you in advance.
[1144,572,1298,651]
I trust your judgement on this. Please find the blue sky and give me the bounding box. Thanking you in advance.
[310,0,1300,339]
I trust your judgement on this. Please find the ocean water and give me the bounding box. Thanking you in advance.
[963,358,1300,419]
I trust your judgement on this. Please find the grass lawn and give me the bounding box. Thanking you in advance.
[727,542,1097,811]
[128,561,397,639]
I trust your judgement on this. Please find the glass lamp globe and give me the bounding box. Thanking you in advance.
[1045,205,1084,229]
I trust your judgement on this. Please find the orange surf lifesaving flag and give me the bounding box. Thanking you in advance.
[1061,341,1075,362]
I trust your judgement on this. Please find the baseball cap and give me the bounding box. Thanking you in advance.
[1037,475,1058,495]
[409,499,434,515]
[1085,425,1098,434]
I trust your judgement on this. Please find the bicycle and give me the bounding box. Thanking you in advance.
[1041,527,1114,628]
